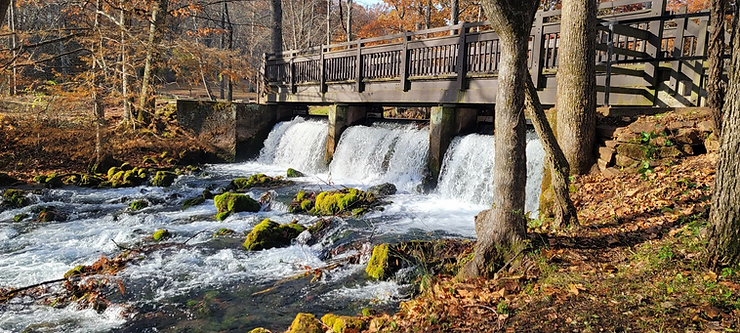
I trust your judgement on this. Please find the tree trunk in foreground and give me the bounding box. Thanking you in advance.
[708,16,740,269]
[460,0,538,278]
[555,0,597,175]
[0,0,10,28]
[707,0,726,135]
[525,73,579,229]
[138,0,167,123]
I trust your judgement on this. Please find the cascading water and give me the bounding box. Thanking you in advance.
[328,124,429,193]
[0,116,546,332]
[436,131,545,215]
[258,117,328,174]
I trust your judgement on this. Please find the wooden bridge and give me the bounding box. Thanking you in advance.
[262,0,715,107]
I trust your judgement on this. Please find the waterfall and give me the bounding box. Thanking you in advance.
[329,124,429,193]
[257,117,329,174]
[436,131,545,215]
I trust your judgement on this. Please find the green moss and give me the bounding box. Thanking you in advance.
[286,313,323,333]
[152,229,170,241]
[43,174,63,188]
[321,313,365,333]
[2,189,30,208]
[150,171,177,187]
[216,212,231,221]
[64,265,86,279]
[307,219,331,235]
[142,156,158,165]
[182,197,205,210]
[129,200,148,211]
[300,200,314,211]
[213,228,235,237]
[214,193,261,218]
[13,213,28,222]
[107,167,121,179]
[365,243,391,280]
[286,168,304,178]
[296,190,307,202]
[361,307,373,317]
[247,328,272,333]
[230,174,287,191]
[242,219,306,251]
[310,188,367,216]
[108,168,147,188]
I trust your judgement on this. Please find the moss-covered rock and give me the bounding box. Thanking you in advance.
[0,173,19,186]
[2,189,30,208]
[228,174,289,191]
[38,208,65,222]
[13,213,28,222]
[108,168,148,188]
[365,240,473,280]
[321,313,366,333]
[129,200,148,211]
[142,156,159,165]
[64,265,86,279]
[213,228,235,237]
[33,173,63,188]
[247,328,272,333]
[152,229,170,241]
[88,155,122,174]
[242,219,306,251]
[214,193,261,220]
[182,197,205,210]
[150,171,177,187]
[202,189,214,199]
[288,188,377,216]
[286,168,305,178]
[78,174,104,188]
[286,313,323,333]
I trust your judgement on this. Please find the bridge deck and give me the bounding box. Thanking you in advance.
[263,0,713,107]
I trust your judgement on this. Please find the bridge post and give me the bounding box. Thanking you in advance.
[400,31,411,91]
[455,23,467,91]
[356,40,364,92]
[645,0,666,106]
[325,104,367,164]
[530,13,545,89]
[669,6,688,95]
[426,105,478,188]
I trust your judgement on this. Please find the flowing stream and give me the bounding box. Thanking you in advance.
[0,117,544,332]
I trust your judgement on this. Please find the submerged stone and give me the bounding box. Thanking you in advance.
[129,200,148,211]
[181,197,205,210]
[214,193,261,220]
[13,213,28,222]
[152,229,170,241]
[242,219,306,251]
[2,189,30,208]
[150,171,177,187]
[321,313,366,333]
[286,168,305,178]
[213,228,235,237]
[38,207,65,222]
[286,313,323,333]
[368,183,397,197]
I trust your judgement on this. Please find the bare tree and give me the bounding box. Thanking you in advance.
[138,0,168,122]
[555,0,597,175]
[708,12,740,269]
[459,0,539,278]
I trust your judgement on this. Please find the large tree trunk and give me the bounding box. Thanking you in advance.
[707,0,726,134]
[525,73,578,229]
[120,0,132,123]
[555,0,597,175]
[138,0,168,123]
[0,0,10,28]
[450,0,459,25]
[270,0,283,53]
[460,0,538,278]
[708,15,740,269]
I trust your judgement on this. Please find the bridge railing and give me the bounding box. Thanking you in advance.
[264,0,712,106]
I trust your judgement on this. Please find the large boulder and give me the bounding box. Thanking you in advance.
[365,240,473,280]
[214,193,261,220]
[228,174,289,191]
[368,183,397,197]
[286,168,305,178]
[242,219,306,251]
[0,173,19,186]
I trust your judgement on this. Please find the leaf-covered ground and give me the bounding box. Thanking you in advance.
[369,153,740,332]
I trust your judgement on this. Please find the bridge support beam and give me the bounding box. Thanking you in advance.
[427,106,478,188]
[325,104,367,164]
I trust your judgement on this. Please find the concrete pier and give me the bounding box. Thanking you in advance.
[427,106,478,185]
[325,104,367,164]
